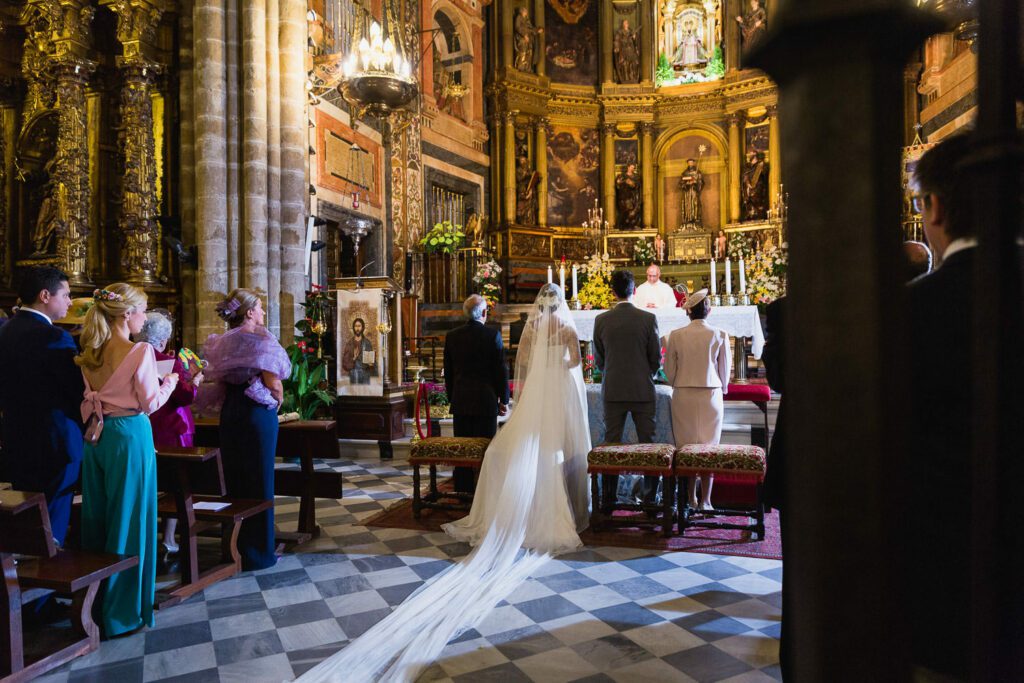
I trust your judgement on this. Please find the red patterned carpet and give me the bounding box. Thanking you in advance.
[364,493,782,560]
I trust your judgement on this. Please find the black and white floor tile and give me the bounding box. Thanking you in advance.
[35,456,782,683]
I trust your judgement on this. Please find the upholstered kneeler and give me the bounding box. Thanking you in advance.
[409,437,491,518]
[587,443,677,538]
[674,444,768,539]
[724,383,771,448]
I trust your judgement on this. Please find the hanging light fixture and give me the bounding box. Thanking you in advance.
[338,0,417,115]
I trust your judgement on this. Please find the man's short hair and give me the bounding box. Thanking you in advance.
[463,294,487,320]
[903,240,932,281]
[913,133,975,240]
[610,269,635,299]
[15,266,69,305]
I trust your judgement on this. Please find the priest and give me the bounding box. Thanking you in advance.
[633,264,677,309]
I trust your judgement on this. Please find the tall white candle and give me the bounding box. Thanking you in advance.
[739,257,746,293]
[572,265,579,299]
[725,257,732,294]
[710,259,717,295]
[559,265,565,292]
[547,266,553,284]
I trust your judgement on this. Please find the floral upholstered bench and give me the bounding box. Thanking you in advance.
[409,437,491,518]
[674,444,768,540]
[587,443,677,538]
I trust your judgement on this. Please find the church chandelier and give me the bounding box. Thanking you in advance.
[338,0,417,116]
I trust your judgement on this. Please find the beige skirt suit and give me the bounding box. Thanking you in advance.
[663,320,732,446]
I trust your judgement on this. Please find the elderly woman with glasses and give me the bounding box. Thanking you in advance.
[135,310,204,553]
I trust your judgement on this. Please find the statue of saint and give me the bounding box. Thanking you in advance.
[615,163,642,229]
[678,158,704,229]
[714,229,728,259]
[465,210,482,245]
[672,22,708,69]
[736,0,767,53]
[515,156,539,225]
[741,151,770,221]
[30,157,61,256]
[513,7,541,73]
[613,20,640,84]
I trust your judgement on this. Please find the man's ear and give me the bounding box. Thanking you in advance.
[927,193,948,233]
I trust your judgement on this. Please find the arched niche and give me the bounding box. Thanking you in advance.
[654,125,728,233]
[431,3,474,122]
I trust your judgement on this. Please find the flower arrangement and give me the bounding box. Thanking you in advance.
[420,220,465,255]
[746,242,789,305]
[726,232,757,259]
[577,252,616,310]
[422,382,451,418]
[473,258,502,308]
[633,238,655,266]
[282,286,337,420]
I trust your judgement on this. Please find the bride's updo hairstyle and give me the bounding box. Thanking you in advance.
[536,283,564,314]
[216,288,261,328]
[76,283,148,370]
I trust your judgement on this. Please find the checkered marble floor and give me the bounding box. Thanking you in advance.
[35,456,782,683]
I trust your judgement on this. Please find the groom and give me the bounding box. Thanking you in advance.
[593,269,662,508]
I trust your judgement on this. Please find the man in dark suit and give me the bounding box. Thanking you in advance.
[0,267,84,546]
[593,270,662,507]
[443,294,509,493]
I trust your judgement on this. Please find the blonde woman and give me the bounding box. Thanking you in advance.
[76,283,178,637]
[200,289,290,570]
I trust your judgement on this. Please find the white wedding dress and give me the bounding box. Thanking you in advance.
[296,284,591,683]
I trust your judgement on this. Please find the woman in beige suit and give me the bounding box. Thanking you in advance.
[663,289,731,510]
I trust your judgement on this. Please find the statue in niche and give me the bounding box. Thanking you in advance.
[613,19,640,84]
[678,158,704,230]
[465,209,482,245]
[615,163,642,229]
[30,156,62,256]
[515,156,539,225]
[514,6,542,72]
[671,20,708,69]
[736,0,767,53]
[741,150,770,221]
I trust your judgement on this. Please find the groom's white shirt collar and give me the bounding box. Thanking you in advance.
[22,307,52,325]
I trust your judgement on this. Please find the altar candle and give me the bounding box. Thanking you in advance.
[725,258,733,294]
[559,265,565,292]
[572,265,579,299]
[710,259,717,295]
[739,258,747,294]
[547,265,553,284]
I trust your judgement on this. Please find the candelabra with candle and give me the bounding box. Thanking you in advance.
[584,201,606,255]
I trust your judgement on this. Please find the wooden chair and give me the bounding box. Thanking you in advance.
[587,443,677,538]
[154,447,272,608]
[408,437,491,518]
[674,444,768,540]
[1,490,137,683]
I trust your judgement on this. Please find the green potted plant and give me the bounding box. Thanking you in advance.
[282,286,337,420]
[419,220,466,255]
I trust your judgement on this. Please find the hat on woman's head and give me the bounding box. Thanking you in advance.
[683,288,709,310]
[54,298,94,326]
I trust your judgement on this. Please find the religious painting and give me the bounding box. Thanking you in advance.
[614,139,638,167]
[606,236,634,260]
[547,126,600,227]
[510,233,551,260]
[661,134,723,233]
[544,0,598,86]
[745,123,769,154]
[554,236,590,262]
[336,288,383,397]
[658,0,724,85]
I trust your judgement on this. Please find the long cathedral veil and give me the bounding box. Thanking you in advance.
[296,284,590,682]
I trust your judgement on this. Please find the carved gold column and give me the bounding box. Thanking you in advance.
[52,58,96,285]
[600,122,616,228]
[639,0,653,83]
[105,0,166,284]
[727,112,743,222]
[501,4,513,69]
[640,122,655,231]
[767,104,781,212]
[503,111,516,225]
[534,116,549,228]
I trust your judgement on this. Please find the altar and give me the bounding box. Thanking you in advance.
[570,306,765,358]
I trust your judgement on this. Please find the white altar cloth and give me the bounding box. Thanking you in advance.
[570,305,765,358]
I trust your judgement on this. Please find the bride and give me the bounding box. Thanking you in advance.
[298,284,591,682]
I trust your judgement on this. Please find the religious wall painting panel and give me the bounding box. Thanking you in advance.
[606,236,634,261]
[553,236,589,262]
[546,125,600,227]
[744,123,769,155]
[657,0,724,86]
[336,287,384,397]
[544,0,599,86]
[510,232,551,260]
[661,133,722,233]
[614,139,638,167]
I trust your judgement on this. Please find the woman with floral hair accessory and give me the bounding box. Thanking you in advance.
[75,282,179,637]
[199,288,290,570]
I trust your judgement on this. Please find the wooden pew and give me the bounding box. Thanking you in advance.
[154,447,271,609]
[193,418,342,540]
[1,491,136,683]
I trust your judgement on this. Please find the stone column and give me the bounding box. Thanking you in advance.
[599,1,613,84]
[533,0,546,78]
[178,0,198,343]
[503,111,516,225]
[225,0,240,290]
[640,122,655,230]
[403,116,423,280]
[601,123,616,228]
[727,112,742,223]
[534,116,549,227]
[242,0,268,295]
[265,0,282,337]
[52,58,96,286]
[767,103,781,212]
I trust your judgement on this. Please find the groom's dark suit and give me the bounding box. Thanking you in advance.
[593,301,661,505]
[443,319,509,492]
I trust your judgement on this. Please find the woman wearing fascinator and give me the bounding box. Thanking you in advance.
[299,283,591,682]
[199,289,290,570]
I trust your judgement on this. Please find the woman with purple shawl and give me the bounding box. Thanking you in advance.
[201,289,290,570]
